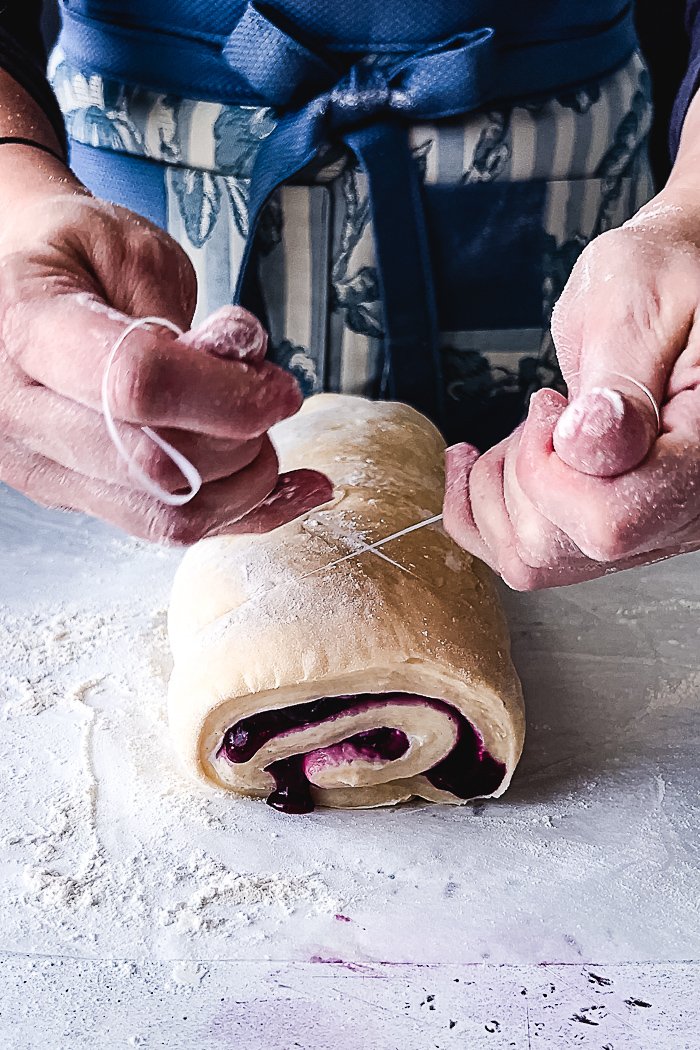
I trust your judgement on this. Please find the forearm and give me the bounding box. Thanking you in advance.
[666,89,700,201]
[0,0,73,201]
[0,70,82,207]
[0,0,67,152]
[0,66,64,151]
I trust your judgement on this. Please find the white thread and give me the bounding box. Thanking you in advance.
[607,371,662,434]
[293,513,445,581]
[101,317,203,507]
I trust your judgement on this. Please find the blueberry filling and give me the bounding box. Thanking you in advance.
[218,693,505,814]
[265,755,314,815]
[265,728,410,815]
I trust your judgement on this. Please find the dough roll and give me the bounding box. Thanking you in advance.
[168,395,525,812]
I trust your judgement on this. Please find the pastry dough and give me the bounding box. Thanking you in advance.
[168,394,524,812]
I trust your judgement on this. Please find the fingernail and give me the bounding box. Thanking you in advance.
[185,306,268,362]
[289,469,334,504]
[555,388,625,443]
[445,442,480,474]
[554,388,654,477]
[262,470,333,509]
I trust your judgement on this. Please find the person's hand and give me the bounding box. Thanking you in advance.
[444,191,700,589]
[0,154,332,543]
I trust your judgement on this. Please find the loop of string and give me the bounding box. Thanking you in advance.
[101,316,203,507]
[566,370,661,435]
[101,315,441,574]
[607,371,661,434]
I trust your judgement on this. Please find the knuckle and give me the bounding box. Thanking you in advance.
[0,259,28,349]
[134,227,197,318]
[1,449,54,506]
[141,506,202,547]
[501,559,543,592]
[109,345,162,421]
[585,516,630,563]
[133,434,180,493]
[174,249,197,313]
[515,529,551,568]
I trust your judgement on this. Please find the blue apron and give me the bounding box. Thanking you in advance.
[56,1,642,439]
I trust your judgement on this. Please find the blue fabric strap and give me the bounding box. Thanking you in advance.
[350,120,442,411]
[60,2,637,108]
[226,5,504,420]
[223,1,634,421]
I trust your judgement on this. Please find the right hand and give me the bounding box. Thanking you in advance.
[443,193,700,589]
[0,153,332,543]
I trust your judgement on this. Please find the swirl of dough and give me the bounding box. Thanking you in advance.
[208,693,505,813]
[168,395,524,813]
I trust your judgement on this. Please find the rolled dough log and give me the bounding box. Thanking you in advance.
[168,394,524,812]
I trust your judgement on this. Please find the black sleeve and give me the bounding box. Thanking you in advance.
[0,1,67,154]
[635,0,689,184]
[668,0,700,159]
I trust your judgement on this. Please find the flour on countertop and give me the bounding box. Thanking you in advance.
[158,851,333,935]
[0,607,119,718]
[0,588,340,960]
[2,487,700,971]
[643,668,700,714]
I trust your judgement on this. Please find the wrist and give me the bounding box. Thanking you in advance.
[655,180,700,219]
[625,185,700,244]
[0,141,82,198]
[0,68,84,207]
[664,90,700,205]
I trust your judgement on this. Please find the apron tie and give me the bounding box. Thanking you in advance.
[223,1,499,422]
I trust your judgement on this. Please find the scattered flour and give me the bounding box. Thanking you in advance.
[158,851,333,935]
[170,961,209,987]
[644,668,700,715]
[2,489,699,978]
[0,607,119,718]
[0,593,340,960]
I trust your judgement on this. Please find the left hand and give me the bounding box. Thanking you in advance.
[443,191,700,589]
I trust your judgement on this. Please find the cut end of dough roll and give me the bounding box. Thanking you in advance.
[167,395,525,813]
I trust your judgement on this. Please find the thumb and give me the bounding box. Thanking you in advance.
[551,316,669,478]
[553,382,659,477]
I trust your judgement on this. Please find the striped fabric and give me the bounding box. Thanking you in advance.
[50,49,654,447]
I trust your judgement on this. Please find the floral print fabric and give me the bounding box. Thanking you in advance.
[50,50,653,446]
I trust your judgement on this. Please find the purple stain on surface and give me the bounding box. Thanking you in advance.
[587,972,613,987]
[308,956,378,974]
[335,914,353,923]
[219,693,505,814]
[571,1013,599,1026]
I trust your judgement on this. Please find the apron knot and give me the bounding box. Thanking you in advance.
[328,62,393,129]
[222,3,501,423]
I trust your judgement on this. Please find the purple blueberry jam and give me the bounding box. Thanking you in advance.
[265,728,410,814]
[218,693,505,814]
[265,755,314,815]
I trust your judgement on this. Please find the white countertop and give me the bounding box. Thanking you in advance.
[0,485,698,1049]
